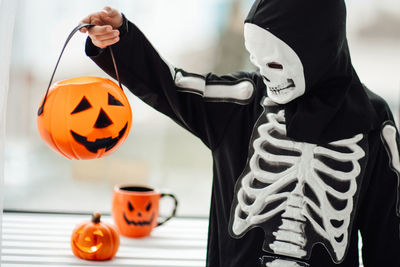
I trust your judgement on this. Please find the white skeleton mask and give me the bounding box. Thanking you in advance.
[244,23,305,104]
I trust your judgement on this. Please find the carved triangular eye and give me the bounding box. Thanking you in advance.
[145,202,152,211]
[128,201,134,212]
[108,93,123,106]
[71,96,92,114]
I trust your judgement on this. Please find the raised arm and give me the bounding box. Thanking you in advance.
[81,7,262,150]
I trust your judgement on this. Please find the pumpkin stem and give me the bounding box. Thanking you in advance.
[92,212,102,223]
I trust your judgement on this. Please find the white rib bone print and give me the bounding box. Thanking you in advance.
[232,108,365,261]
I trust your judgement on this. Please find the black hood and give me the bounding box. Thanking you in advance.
[246,0,379,144]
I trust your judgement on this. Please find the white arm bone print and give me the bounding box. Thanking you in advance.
[231,104,365,262]
[381,121,400,216]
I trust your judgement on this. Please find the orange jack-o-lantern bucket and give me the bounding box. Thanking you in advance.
[37,24,132,159]
[37,76,132,159]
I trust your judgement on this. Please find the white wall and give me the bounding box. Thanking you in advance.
[0,0,17,246]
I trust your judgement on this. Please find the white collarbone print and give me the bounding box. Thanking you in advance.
[229,97,368,264]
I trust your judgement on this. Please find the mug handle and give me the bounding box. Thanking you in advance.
[157,193,178,226]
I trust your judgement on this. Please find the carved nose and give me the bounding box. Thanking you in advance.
[94,108,113,128]
[138,212,142,217]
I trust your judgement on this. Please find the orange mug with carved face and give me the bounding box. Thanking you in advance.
[112,185,178,238]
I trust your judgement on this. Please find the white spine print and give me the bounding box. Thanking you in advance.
[232,109,365,261]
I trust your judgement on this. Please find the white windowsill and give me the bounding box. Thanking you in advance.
[1,212,208,267]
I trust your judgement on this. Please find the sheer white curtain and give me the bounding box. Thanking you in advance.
[0,0,17,246]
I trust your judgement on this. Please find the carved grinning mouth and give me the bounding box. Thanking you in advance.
[123,212,155,226]
[70,123,128,153]
[74,241,103,254]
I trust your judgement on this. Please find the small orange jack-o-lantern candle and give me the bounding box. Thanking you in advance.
[71,212,120,261]
[37,76,132,160]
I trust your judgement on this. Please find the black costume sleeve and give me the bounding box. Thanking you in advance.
[356,119,400,266]
[85,16,258,150]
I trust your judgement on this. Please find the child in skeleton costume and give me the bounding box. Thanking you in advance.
[83,0,400,266]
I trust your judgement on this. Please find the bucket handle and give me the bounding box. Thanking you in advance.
[37,23,122,116]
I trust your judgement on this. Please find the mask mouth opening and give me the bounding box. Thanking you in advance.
[265,79,296,95]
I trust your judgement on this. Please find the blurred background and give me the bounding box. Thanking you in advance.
[3,0,400,218]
